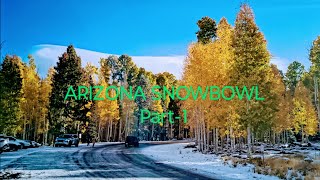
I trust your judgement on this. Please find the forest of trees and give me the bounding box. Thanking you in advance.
[182,4,319,155]
[0,4,319,155]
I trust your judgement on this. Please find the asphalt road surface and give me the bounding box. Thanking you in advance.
[0,143,214,179]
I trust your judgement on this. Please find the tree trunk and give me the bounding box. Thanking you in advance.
[213,128,216,152]
[314,76,320,131]
[23,116,26,140]
[151,123,154,141]
[230,126,235,152]
[170,123,173,139]
[207,130,210,152]
[247,126,252,157]
[118,118,122,141]
[272,131,276,145]
[301,125,304,143]
[124,104,129,138]
[106,121,110,141]
[113,122,117,142]
[110,120,113,141]
[202,120,206,152]
[215,128,219,153]
[34,116,37,141]
[98,119,101,141]
[195,110,199,150]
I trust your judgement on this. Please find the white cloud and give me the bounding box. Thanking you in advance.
[32,44,293,80]
[32,44,185,79]
[270,56,290,73]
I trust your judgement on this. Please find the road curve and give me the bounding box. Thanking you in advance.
[1,143,215,179]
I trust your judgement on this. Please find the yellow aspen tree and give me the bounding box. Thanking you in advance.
[292,82,318,142]
[270,64,291,144]
[38,67,54,144]
[21,55,40,140]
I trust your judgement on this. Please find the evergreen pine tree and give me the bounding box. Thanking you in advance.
[0,55,23,134]
[196,16,217,44]
[231,4,273,157]
[49,45,86,135]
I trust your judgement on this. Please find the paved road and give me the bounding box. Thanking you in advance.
[1,143,214,179]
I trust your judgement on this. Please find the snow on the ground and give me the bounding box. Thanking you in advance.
[139,143,279,180]
[0,142,123,179]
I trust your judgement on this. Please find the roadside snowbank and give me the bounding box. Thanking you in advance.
[139,143,279,180]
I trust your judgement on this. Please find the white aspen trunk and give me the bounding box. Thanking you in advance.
[195,110,199,149]
[202,120,206,152]
[195,121,198,146]
[213,128,216,152]
[215,128,219,153]
[197,115,201,152]
[247,126,252,157]
[124,103,129,138]
[98,119,101,142]
[110,120,113,141]
[226,130,230,151]
[34,116,37,141]
[207,130,210,152]
[119,118,122,141]
[216,128,219,152]
[113,122,117,141]
[200,128,202,152]
[253,130,255,143]
[301,125,304,143]
[199,120,202,152]
[42,115,45,144]
[45,115,48,145]
[106,121,110,141]
[230,126,235,152]
[23,116,26,140]
[221,134,224,150]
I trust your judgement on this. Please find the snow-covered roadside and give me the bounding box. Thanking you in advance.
[139,143,279,180]
[0,142,122,167]
[0,146,44,169]
[0,142,122,175]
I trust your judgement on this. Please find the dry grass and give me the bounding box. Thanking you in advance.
[223,155,320,179]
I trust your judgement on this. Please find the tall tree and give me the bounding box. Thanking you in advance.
[196,16,217,44]
[95,59,119,141]
[117,55,138,141]
[285,61,305,96]
[49,45,86,137]
[231,4,273,157]
[270,64,291,144]
[38,67,54,144]
[21,55,40,140]
[310,36,320,76]
[182,17,235,152]
[134,68,152,139]
[292,82,318,142]
[0,55,23,134]
[82,63,97,139]
[309,36,320,129]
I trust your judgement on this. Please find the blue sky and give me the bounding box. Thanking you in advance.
[1,0,320,78]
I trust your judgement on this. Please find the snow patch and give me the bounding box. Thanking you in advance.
[139,143,279,180]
